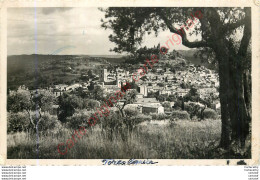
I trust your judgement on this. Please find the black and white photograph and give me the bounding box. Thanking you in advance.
[5,6,254,162]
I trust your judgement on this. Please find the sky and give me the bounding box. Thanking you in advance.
[7,7,192,56]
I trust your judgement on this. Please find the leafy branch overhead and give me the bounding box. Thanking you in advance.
[100,7,250,57]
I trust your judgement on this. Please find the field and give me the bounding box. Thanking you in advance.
[7,119,221,159]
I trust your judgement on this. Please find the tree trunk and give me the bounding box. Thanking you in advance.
[216,46,231,149]
[228,57,251,148]
[216,44,251,153]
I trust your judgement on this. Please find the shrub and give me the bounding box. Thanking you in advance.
[100,110,123,132]
[87,99,100,110]
[8,111,62,135]
[57,93,84,123]
[203,108,218,119]
[38,112,62,133]
[100,111,126,141]
[151,113,169,120]
[125,114,152,135]
[162,102,172,111]
[171,110,190,120]
[7,111,30,133]
[151,114,157,119]
[133,114,152,123]
[158,113,169,120]
[125,108,140,117]
[66,109,94,129]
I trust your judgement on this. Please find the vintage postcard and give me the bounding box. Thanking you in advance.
[0,0,259,165]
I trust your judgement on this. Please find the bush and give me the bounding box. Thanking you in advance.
[133,114,152,122]
[162,102,172,111]
[87,99,100,110]
[171,110,190,120]
[125,114,152,135]
[158,113,169,120]
[66,109,94,129]
[8,111,30,133]
[125,108,140,117]
[151,113,169,120]
[38,113,62,133]
[8,111,62,135]
[100,110,123,132]
[203,108,218,119]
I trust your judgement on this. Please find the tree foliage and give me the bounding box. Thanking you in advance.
[57,92,84,123]
[7,89,56,133]
[184,86,200,102]
[8,111,30,133]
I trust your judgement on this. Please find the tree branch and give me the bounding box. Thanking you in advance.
[237,7,251,58]
[36,109,43,126]
[158,11,208,48]
[26,109,35,127]
[223,19,245,35]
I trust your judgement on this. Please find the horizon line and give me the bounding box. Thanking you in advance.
[7,53,126,56]
[7,49,192,56]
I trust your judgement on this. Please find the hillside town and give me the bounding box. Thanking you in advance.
[16,53,220,117]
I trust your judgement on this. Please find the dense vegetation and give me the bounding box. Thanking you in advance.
[7,85,228,159]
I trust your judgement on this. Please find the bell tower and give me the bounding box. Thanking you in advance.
[100,69,107,82]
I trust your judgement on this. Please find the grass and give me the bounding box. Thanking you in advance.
[7,119,221,159]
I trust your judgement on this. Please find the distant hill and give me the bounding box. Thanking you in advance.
[7,52,215,90]
[7,54,96,90]
[88,55,124,58]
[7,54,79,74]
[178,49,216,70]
[7,54,127,90]
[88,55,126,64]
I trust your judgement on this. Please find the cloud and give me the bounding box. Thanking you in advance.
[41,8,73,15]
[7,7,117,55]
[7,7,189,56]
